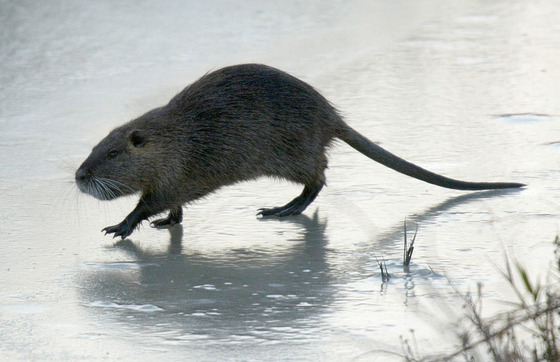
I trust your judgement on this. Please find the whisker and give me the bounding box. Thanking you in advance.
[89,179,97,199]
[50,177,79,223]
[98,178,120,194]
[105,183,118,200]
[98,178,124,197]
[50,154,81,175]
[93,178,106,200]
[96,179,111,199]
[97,178,149,210]
[97,178,114,200]
[99,177,136,194]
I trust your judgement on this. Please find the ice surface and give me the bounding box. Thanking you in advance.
[1,0,559,360]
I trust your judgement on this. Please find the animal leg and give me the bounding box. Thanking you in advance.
[103,202,151,239]
[257,181,324,217]
[150,206,183,228]
[102,193,163,239]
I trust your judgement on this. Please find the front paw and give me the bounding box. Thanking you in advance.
[102,222,134,239]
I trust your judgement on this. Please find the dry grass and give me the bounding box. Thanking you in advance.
[402,236,560,362]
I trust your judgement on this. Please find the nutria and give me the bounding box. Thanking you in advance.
[75,64,524,239]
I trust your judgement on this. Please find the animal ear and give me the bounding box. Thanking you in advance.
[129,130,146,147]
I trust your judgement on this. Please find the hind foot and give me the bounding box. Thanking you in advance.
[150,207,183,228]
[257,182,323,217]
[257,203,305,217]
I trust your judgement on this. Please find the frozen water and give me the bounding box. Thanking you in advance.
[1,0,560,360]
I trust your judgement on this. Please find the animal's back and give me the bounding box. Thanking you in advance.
[162,64,342,186]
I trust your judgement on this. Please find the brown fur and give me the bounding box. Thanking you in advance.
[75,64,524,239]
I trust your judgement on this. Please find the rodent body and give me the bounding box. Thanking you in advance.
[75,64,524,239]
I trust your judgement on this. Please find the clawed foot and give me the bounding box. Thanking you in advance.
[257,204,304,217]
[150,208,183,228]
[102,222,134,240]
[257,196,307,217]
[150,217,179,228]
[257,182,323,218]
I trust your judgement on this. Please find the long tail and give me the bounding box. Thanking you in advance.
[338,126,525,190]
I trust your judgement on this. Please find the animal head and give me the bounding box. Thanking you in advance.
[75,126,151,200]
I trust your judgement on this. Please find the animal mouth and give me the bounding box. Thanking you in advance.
[75,169,131,200]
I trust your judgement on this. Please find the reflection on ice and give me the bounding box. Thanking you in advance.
[76,213,335,343]
[495,113,554,124]
[88,301,163,312]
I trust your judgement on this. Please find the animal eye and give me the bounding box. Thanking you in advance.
[107,150,118,159]
[129,130,146,147]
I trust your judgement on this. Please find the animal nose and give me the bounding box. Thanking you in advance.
[75,168,89,183]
